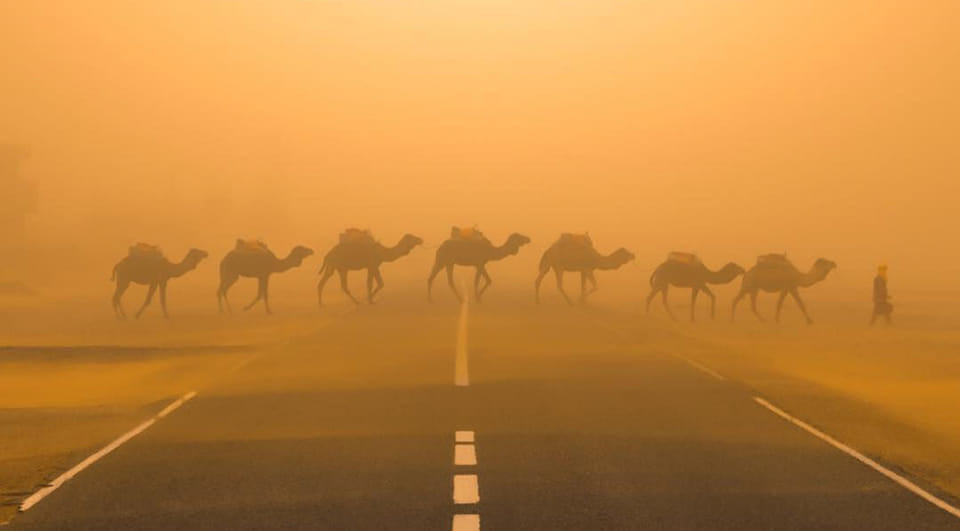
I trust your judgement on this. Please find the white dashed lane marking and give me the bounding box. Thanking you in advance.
[455,444,478,466]
[453,474,480,504]
[451,430,480,529]
[453,514,481,531]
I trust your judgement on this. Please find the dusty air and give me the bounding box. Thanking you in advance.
[1,1,958,530]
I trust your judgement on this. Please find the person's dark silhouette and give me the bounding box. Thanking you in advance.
[870,264,893,326]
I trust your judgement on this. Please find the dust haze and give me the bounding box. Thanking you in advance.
[3,0,958,301]
[3,1,960,524]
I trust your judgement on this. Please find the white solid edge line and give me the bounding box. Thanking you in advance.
[19,391,199,512]
[753,396,960,520]
[591,318,726,382]
[674,354,726,381]
[452,513,481,531]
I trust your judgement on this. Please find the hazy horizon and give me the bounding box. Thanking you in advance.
[2,0,958,297]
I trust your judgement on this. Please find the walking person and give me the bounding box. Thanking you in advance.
[870,264,893,326]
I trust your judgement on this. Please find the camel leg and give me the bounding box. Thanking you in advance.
[218,273,238,314]
[243,278,264,312]
[135,283,158,320]
[789,288,813,325]
[580,271,598,304]
[427,262,444,303]
[159,281,169,319]
[317,268,336,306]
[262,276,272,315]
[646,286,661,313]
[731,289,747,322]
[112,278,130,320]
[535,267,549,304]
[446,265,462,303]
[473,268,484,302]
[661,285,676,320]
[775,290,789,323]
[368,268,384,303]
[554,268,573,305]
[690,287,699,322]
[339,268,360,305]
[749,291,765,322]
[701,285,716,320]
[477,266,492,302]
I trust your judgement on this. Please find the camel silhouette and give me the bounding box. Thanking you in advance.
[535,233,635,304]
[731,254,837,324]
[217,239,314,314]
[646,252,744,321]
[427,228,530,303]
[317,230,423,305]
[111,244,208,320]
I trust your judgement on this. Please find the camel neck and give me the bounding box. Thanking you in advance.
[381,241,414,263]
[166,256,197,278]
[799,266,827,287]
[489,241,518,261]
[595,252,625,270]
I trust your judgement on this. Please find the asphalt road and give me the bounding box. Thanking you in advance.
[9,300,960,530]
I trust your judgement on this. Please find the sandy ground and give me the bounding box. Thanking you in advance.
[2,279,960,524]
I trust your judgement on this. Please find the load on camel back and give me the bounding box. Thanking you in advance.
[339,228,376,245]
[756,253,792,266]
[235,239,271,255]
[451,226,487,242]
[559,232,594,249]
[128,242,164,258]
[667,251,701,265]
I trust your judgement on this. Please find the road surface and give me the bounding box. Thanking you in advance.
[9,300,960,530]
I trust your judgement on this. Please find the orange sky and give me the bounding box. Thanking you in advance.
[1,0,958,292]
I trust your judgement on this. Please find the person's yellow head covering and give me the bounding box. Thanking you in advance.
[878,264,888,278]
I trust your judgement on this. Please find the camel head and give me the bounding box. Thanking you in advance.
[609,247,636,267]
[186,248,209,265]
[722,262,746,277]
[287,245,315,266]
[399,234,424,250]
[813,258,837,275]
[505,233,531,253]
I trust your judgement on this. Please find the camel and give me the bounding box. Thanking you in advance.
[111,244,209,319]
[427,228,531,303]
[317,229,423,305]
[731,254,837,324]
[535,233,635,304]
[217,239,314,314]
[646,252,744,321]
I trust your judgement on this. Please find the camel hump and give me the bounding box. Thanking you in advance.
[668,251,699,265]
[757,253,791,266]
[340,228,375,244]
[235,238,270,254]
[560,233,593,248]
[451,226,484,241]
[129,242,163,258]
